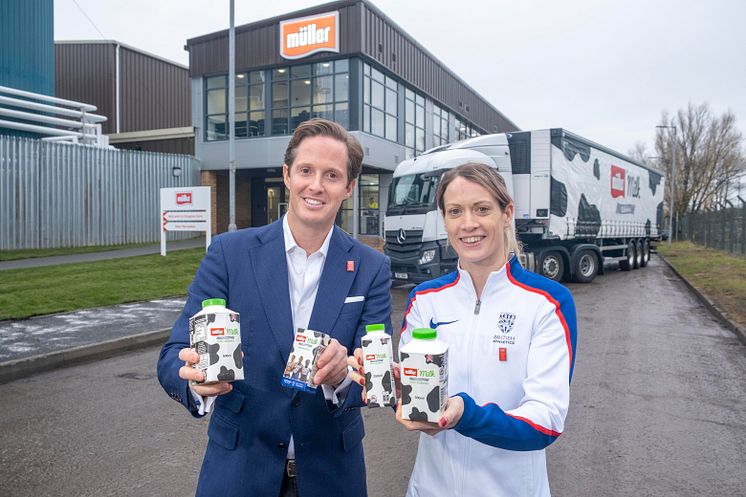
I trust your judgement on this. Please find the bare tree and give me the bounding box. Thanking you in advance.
[655,102,745,217]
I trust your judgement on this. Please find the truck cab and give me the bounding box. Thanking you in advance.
[384,134,513,284]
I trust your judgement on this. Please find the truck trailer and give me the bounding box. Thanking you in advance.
[383,128,665,284]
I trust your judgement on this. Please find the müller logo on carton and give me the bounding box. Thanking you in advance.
[280,11,339,60]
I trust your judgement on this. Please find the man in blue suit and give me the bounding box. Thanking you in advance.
[157,118,392,497]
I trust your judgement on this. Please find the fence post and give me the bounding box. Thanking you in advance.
[740,196,746,256]
[729,205,736,254]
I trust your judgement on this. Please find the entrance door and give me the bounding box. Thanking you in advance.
[265,179,289,225]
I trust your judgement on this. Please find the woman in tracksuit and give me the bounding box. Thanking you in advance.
[396,162,577,497]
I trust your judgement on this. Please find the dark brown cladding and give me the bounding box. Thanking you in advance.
[186,0,518,133]
[119,47,190,132]
[55,42,191,135]
[55,43,116,134]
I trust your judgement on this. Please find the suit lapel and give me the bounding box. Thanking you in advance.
[309,227,357,338]
[248,221,294,365]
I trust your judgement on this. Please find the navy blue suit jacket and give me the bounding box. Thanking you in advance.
[157,220,393,497]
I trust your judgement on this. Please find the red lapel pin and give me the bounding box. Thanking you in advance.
[346,260,355,272]
[498,347,507,361]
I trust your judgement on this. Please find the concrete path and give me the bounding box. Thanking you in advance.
[0,237,206,271]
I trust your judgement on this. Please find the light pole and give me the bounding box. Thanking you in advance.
[657,124,677,246]
[228,0,237,232]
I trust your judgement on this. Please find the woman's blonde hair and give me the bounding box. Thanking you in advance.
[435,162,522,258]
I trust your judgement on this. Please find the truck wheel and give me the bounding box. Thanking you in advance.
[620,241,635,271]
[634,240,643,269]
[640,239,650,267]
[573,250,598,283]
[539,251,565,282]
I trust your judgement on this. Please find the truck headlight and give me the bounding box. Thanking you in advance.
[419,249,436,265]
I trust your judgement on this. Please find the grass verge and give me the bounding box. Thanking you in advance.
[657,241,746,328]
[0,248,204,320]
[0,242,160,262]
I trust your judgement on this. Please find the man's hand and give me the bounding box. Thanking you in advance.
[395,395,464,436]
[178,348,233,397]
[313,339,348,387]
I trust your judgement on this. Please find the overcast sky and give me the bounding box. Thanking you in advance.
[54,0,746,155]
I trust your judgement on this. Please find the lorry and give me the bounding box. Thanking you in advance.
[383,128,665,284]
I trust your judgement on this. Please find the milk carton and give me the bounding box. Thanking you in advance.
[399,328,448,422]
[361,324,396,408]
[189,298,244,383]
[281,328,331,393]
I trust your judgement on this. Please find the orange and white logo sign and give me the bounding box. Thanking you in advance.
[280,11,339,60]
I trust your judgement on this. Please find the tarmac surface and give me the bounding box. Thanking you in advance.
[1,256,745,496]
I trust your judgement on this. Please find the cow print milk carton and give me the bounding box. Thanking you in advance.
[189,298,244,383]
[399,328,448,423]
[361,324,396,408]
[281,329,331,393]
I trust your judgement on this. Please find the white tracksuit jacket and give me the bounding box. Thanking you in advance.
[400,256,577,497]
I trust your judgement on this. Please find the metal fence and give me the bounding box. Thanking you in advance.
[0,135,200,250]
[683,202,746,256]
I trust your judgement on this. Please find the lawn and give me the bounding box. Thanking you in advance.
[0,242,157,262]
[657,241,746,328]
[0,248,205,320]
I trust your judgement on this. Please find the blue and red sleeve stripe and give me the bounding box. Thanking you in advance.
[400,271,460,334]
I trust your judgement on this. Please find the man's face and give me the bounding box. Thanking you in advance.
[283,135,355,231]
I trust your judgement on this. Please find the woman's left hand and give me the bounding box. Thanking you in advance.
[395,395,465,436]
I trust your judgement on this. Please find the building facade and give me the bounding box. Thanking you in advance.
[55,41,193,154]
[187,0,518,235]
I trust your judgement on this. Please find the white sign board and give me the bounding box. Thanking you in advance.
[159,187,212,256]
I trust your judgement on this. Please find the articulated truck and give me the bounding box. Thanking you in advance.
[384,128,665,284]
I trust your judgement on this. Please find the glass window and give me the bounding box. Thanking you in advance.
[371,66,384,83]
[334,74,348,102]
[313,103,334,121]
[249,83,264,110]
[272,81,289,107]
[291,106,311,130]
[272,108,289,135]
[235,112,248,138]
[291,79,311,107]
[371,80,384,108]
[234,85,248,113]
[207,75,226,89]
[371,108,384,136]
[404,86,426,156]
[335,59,349,73]
[386,114,397,142]
[273,68,288,79]
[360,174,380,235]
[314,75,333,105]
[386,88,397,114]
[335,101,349,129]
[249,71,264,85]
[291,64,311,78]
[207,115,227,140]
[249,111,265,136]
[314,61,334,75]
[206,88,226,115]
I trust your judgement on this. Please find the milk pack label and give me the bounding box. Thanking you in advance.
[189,307,243,383]
[361,334,396,408]
[400,350,448,422]
[281,328,331,393]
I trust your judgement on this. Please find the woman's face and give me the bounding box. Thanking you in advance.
[442,176,514,271]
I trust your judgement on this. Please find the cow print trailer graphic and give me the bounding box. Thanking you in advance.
[543,133,665,241]
[400,351,448,423]
[189,311,244,384]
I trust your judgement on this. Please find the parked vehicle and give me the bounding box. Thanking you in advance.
[384,128,665,283]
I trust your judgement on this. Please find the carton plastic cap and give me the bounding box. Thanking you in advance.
[202,298,226,308]
[365,324,386,333]
[412,328,437,340]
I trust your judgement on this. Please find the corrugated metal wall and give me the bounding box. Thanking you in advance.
[0,136,200,249]
[55,43,117,134]
[0,0,55,96]
[120,47,191,132]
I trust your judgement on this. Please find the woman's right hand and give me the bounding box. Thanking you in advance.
[178,348,233,397]
[347,348,367,403]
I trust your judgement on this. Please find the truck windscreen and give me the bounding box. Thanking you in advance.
[387,173,440,214]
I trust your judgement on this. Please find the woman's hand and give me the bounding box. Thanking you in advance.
[395,395,465,436]
[347,348,368,403]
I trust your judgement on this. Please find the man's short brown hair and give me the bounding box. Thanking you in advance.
[283,118,363,185]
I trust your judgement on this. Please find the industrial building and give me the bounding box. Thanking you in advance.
[187,0,519,234]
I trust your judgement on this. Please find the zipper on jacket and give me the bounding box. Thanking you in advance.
[474,299,481,315]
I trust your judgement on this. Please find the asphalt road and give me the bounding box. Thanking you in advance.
[2,256,745,497]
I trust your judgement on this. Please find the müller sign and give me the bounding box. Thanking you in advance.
[280,11,340,60]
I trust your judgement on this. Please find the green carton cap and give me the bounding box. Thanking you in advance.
[412,328,437,340]
[365,324,386,333]
[202,298,226,308]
